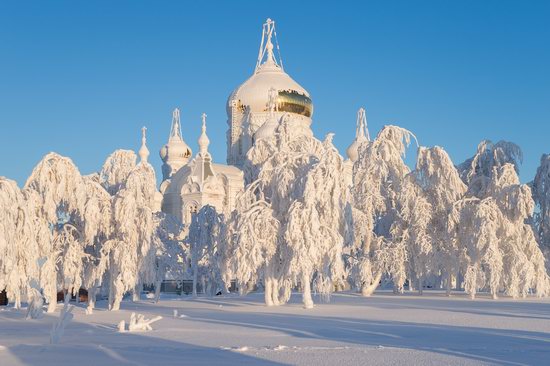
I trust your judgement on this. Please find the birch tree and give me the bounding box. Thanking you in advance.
[24,153,87,312]
[187,205,226,297]
[107,161,157,310]
[531,154,550,267]
[0,178,38,308]
[351,125,415,296]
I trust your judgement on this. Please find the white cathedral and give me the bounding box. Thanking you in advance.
[154,19,368,224]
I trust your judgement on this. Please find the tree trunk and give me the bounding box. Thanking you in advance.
[87,286,97,310]
[13,291,21,309]
[264,277,274,306]
[111,296,122,311]
[132,282,142,302]
[446,272,452,297]
[46,287,57,313]
[271,277,280,306]
[361,272,382,297]
[418,277,423,296]
[109,275,123,311]
[192,265,198,297]
[154,280,162,303]
[302,274,314,309]
[206,279,212,297]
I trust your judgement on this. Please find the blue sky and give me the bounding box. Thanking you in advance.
[1,1,549,185]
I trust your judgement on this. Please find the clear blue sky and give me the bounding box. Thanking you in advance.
[1,1,549,185]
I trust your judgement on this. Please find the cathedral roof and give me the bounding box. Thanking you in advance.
[160,108,192,164]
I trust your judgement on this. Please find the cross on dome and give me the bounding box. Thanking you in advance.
[169,108,184,141]
[346,108,371,162]
[255,18,284,72]
[356,107,370,141]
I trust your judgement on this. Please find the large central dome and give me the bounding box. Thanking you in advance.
[227,20,313,119]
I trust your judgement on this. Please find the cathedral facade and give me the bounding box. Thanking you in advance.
[158,19,364,224]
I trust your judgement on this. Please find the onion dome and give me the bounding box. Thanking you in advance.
[227,18,313,121]
[160,108,192,180]
[198,113,210,156]
[346,108,370,162]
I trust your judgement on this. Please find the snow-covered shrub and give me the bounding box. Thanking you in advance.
[118,312,162,332]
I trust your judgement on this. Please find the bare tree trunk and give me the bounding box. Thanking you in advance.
[418,278,423,296]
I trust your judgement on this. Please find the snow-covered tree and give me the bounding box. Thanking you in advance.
[81,177,112,311]
[458,140,522,197]
[24,153,88,312]
[391,175,431,294]
[228,183,280,305]
[236,116,349,308]
[283,134,349,308]
[448,164,549,299]
[531,154,550,266]
[351,125,415,296]
[106,161,157,310]
[187,205,226,297]
[487,164,549,297]
[150,212,186,302]
[413,146,467,294]
[0,178,38,308]
[99,150,137,195]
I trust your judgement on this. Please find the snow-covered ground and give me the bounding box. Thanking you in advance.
[0,291,549,365]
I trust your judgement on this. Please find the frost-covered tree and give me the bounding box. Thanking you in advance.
[106,161,157,310]
[24,153,88,312]
[448,164,549,299]
[413,146,467,294]
[351,125,415,296]
[0,178,38,308]
[487,164,549,297]
[391,175,431,294]
[283,134,349,308]
[458,140,522,197]
[187,205,226,297]
[236,117,349,308]
[81,177,112,311]
[99,150,137,195]
[531,154,550,265]
[151,212,186,302]
[228,183,280,305]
